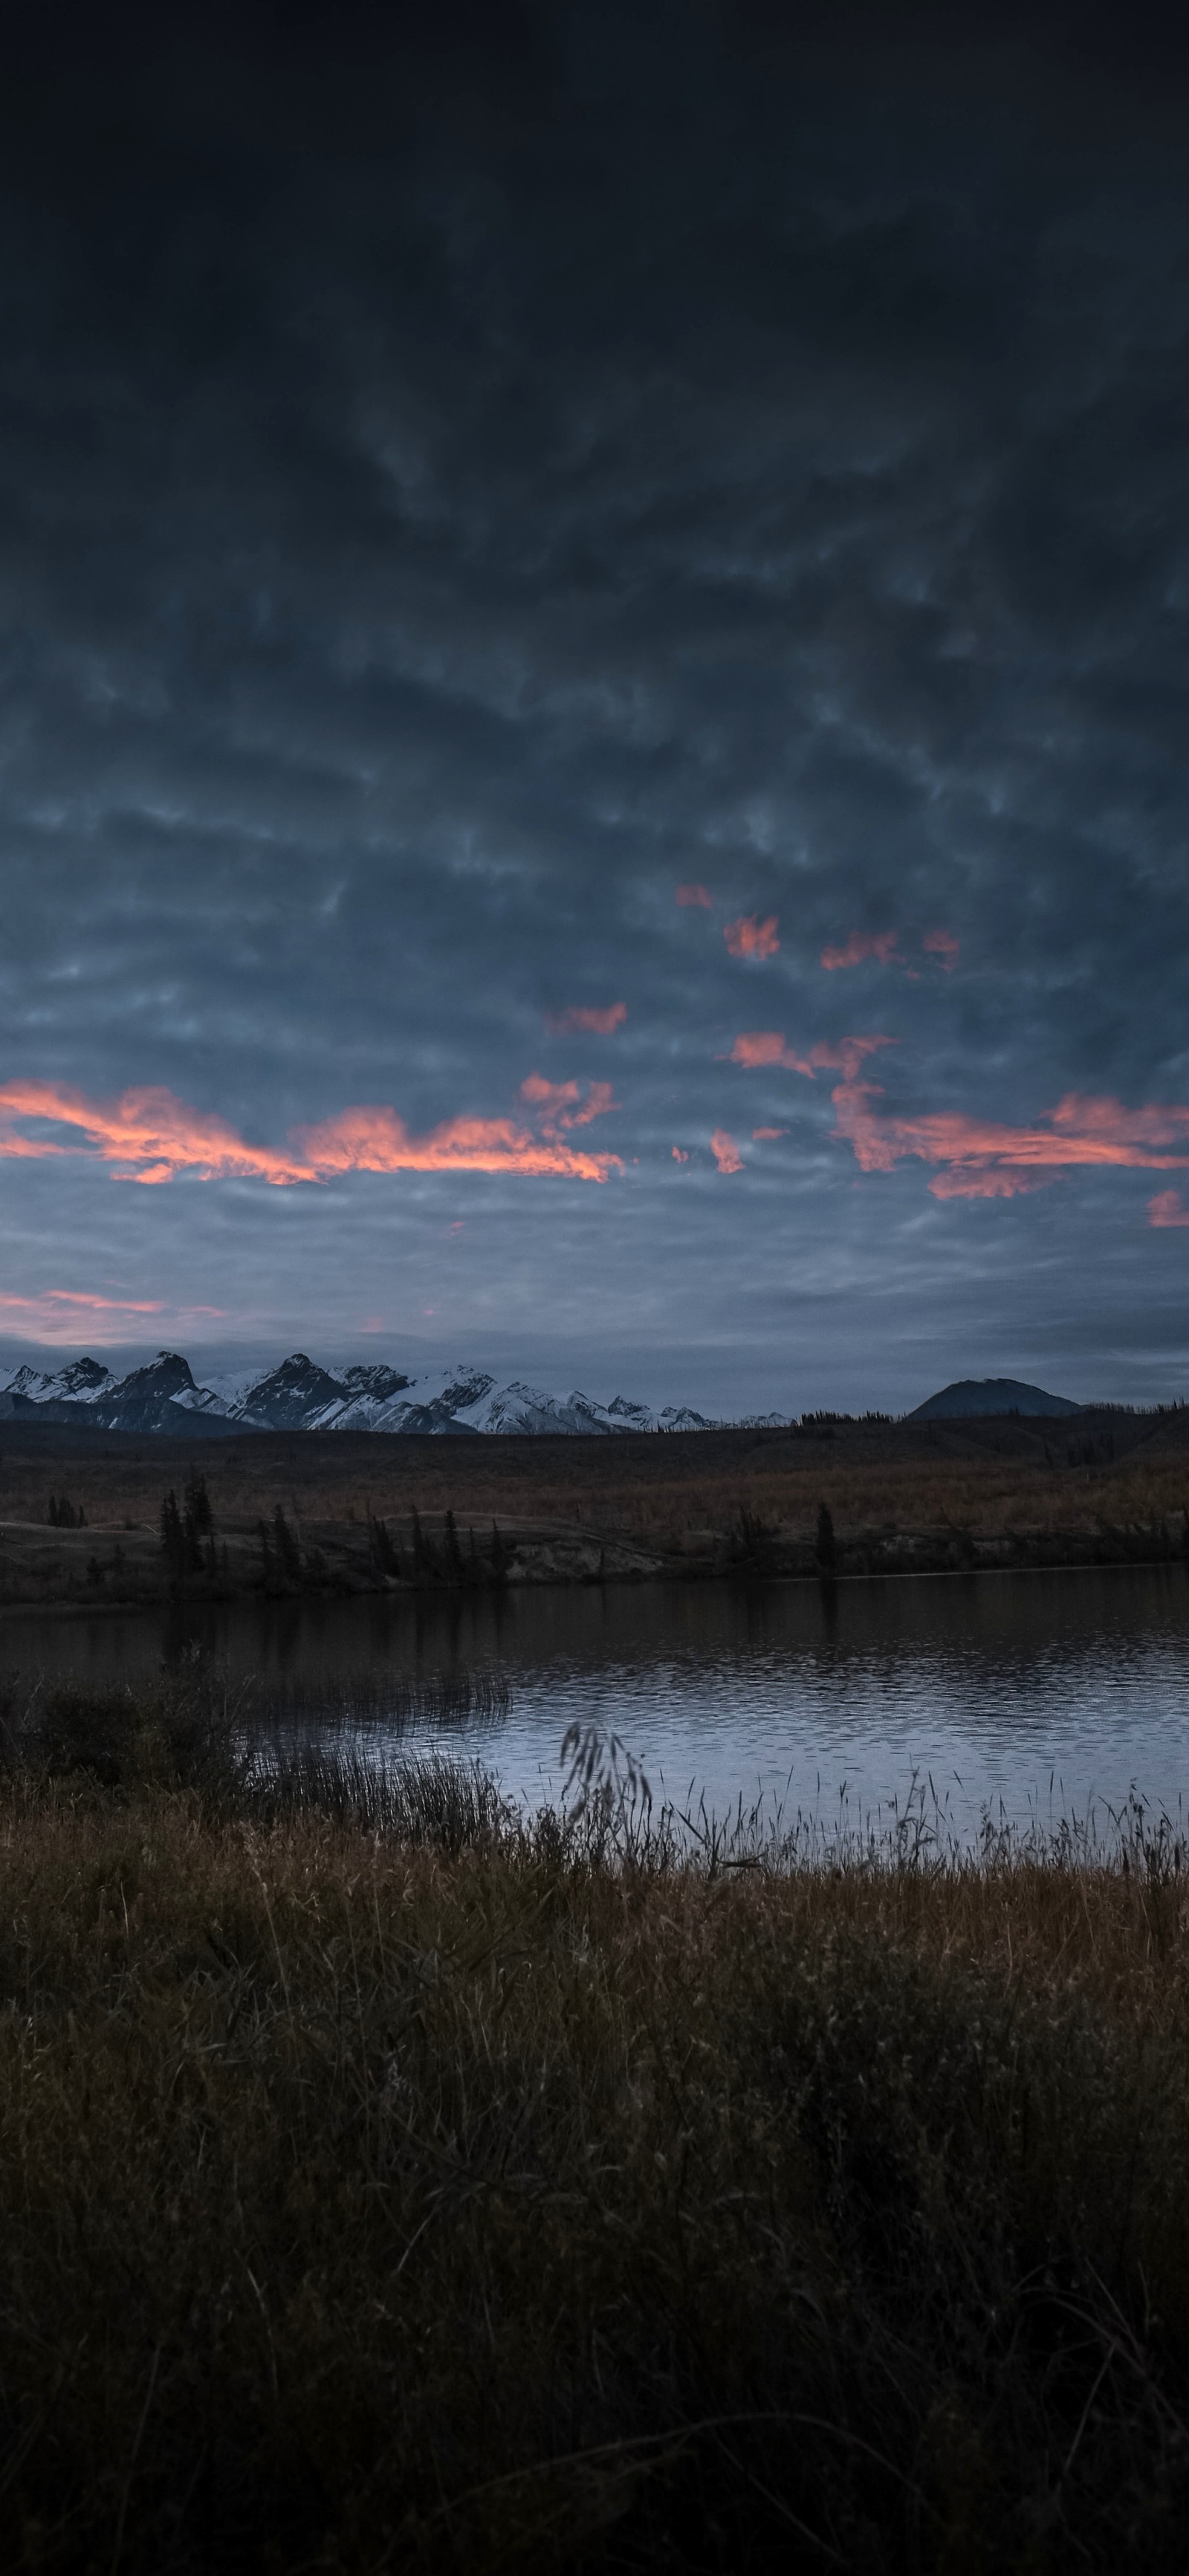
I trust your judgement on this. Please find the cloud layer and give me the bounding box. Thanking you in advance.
[0,6,1187,1399]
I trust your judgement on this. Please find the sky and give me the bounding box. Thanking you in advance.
[4,0,1189,1415]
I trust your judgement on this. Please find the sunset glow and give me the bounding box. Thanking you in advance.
[0,1289,224,1343]
[1148,1190,1189,1227]
[517,1075,620,1139]
[544,1003,628,1034]
[832,1085,1189,1198]
[729,1032,894,1081]
[723,915,780,961]
[0,1079,623,1188]
[820,931,898,971]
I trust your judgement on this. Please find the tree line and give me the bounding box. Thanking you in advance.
[156,1481,516,1595]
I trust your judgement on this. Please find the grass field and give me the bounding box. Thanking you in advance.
[0,1675,1187,2568]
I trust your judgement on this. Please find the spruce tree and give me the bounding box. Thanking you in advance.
[183,1472,213,1562]
[160,1492,187,1585]
[273,1504,302,1585]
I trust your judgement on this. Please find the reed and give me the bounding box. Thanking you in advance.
[0,1682,1187,2569]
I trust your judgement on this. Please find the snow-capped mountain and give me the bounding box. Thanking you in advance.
[0,1348,780,1437]
[1,1356,117,1406]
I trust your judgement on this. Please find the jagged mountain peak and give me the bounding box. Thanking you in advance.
[106,1351,199,1399]
[340,1364,411,1401]
[0,1345,786,1437]
[230,1353,351,1430]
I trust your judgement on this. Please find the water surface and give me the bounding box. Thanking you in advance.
[6,1562,1189,1837]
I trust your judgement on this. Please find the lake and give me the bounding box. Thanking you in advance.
[4,1560,1189,1842]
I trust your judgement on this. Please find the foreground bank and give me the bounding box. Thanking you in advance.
[0,1681,1187,2569]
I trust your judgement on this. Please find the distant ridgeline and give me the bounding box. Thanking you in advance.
[907,1378,1085,1421]
[0,1356,1120,1440]
[0,1350,793,1440]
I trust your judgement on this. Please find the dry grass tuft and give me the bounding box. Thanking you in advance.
[0,1689,1187,2567]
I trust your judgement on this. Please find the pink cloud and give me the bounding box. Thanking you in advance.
[0,1080,314,1185]
[710,1127,744,1174]
[676,884,713,908]
[1149,1189,1189,1227]
[0,1076,623,1188]
[729,1030,895,1081]
[671,1145,690,1162]
[820,930,898,971]
[0,1290,165,1315]
[723,914,780,961]
[300,1100,621,1180]
[519,1074,619,1138]
[751,1127,787,1141]
[0,1289,225,1344]
[545,1003,628,1035]
[922,928,960,970]
[830,1083,1189,1200]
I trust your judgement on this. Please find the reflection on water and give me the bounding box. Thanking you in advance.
[3,1563,1189,1835]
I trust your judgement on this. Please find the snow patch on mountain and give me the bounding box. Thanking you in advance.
[0,1357,116,1405]
[0,1347,787,1435]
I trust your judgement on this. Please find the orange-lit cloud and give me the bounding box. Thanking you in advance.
[752,1127,787,1141]
[518,1074,619,1139]
[724,914,780,960]
[1149,1190,1189,1227]
[304,1096,619,1178]
[729,1030,895,1081]
[0,1081,314,1184]
[831,1083,1189,1200]
[0,1077,623,1188]
[922,928,960,969]
[820,930,898,971]
[545,1003,628,1035]
[710,1127,744,1174]
[676,883,713,908]
[671,1145,690,1162]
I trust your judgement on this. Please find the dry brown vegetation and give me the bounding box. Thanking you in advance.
[0,1678,1188,2568]
[2,1408,1189,1600]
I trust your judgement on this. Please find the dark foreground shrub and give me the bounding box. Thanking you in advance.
[0,1666,252,1804]
[0,1732,1186,2566]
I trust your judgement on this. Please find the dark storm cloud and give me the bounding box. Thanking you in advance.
[1,0,1188,1398]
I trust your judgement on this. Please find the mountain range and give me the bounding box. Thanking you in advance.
[0,1350,792,1439]
[0,1354,1092,1440]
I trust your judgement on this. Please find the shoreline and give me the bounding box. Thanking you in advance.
[0,1532,1186,1619]
[1,1409,1188,1608]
